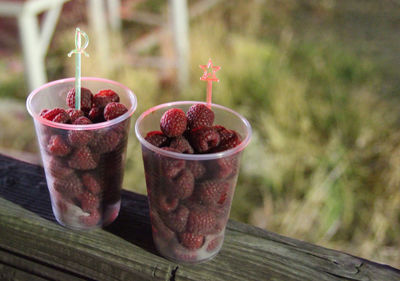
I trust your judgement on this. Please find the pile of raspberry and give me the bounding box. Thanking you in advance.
[143,104,242,261]
[40,88,129,227]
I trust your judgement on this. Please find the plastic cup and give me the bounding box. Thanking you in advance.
[135,101,251,263]
[26,77,137,230]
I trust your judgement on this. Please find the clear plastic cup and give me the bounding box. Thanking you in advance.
[135,101,251,263]
[26,77,137,230]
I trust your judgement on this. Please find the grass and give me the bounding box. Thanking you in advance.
[0,0,399,268]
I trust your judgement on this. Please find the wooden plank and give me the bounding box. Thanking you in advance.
[0,154,399,281]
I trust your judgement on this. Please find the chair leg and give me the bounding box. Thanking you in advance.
[169,0,190,91]
[18,11,47,91]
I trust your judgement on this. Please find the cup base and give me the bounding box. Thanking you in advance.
[153,232,224,264]
[53,200,121,230]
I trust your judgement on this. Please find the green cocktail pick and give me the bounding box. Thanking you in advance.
[68,28,89,110]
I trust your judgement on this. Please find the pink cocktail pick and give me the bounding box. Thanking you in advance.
[200,58,221,108]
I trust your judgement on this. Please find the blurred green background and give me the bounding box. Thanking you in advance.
[0,0,399,268]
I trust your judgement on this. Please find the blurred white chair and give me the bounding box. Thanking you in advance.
[0,0,70,91]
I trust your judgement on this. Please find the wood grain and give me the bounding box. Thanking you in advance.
[0,154,399,281]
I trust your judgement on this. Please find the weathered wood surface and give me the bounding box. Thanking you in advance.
[0,154,399,281]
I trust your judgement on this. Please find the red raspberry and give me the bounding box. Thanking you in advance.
[160,108,187,137]
[162,205,189,232]
[47,135,71,157]
[53,172,83,197]
[41,108,67,122]
[67,117,94,147]
[156,194,179,213]
[210,155,239,179]
[212,200,231,220]
[90,129,121,154]
[166,169,194,200]
[79,209,100,227]
[186,104,214,129]
[160,147,185,178]
[212,128,242,152]
[104,102,128,120]
[81,172,103,195]
[150,209,175,241]
[195,180,230,206]
[79,191,100,212]
[206,236,223,252]
[213,125,234,143]
[40,109,49,116]
[93,89,120,108]
[169,136,194,154]
[178,232,204,250]
[145,131,168,147]
[66,109,85,123]
[68,146,99,170]
[189,127,220,153]
[66,87,93,113]
[52,111,71,124]
[186,161,206,180]
[88,107,104,123]
[186,204,217,235]
[48,157,74,179]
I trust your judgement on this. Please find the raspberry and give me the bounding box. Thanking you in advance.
[66,87,93,112]
[48,157,74,179]
[206,236,223,252]
[53,172,83,197]
[101,151,124,204]
[209,155,239,179]
[67,117,94,147]
[150,209,175,241]
[104,102,128,120]
[68,146,99,170]
[41,108,67,121]
[47,135,71,157]
[172,248,198,262]
[66,109,85,123]
[80,209,100,227]
[52,111,71,124]
[88,107,104,123]
[40,109,49,116]
[160,147,185,178]
[166,169,194,200]
[145,131,168,147]
[178,232,204,250]
[212,200,231,219]
[90,129,121,154]
[186,104,214,129]
[195,180,230,206]
[169,136,194,154]
[79,191,100,212]
[160,108,187,137]
[186,204,217,235]
[186,161,206,180]
[213,125,234,143]
[162,205,189,232]
[189,127,220,153]
[93,89,120,108]
[81,172,103,195]
[212,128,242,152]
[156,194,179,213]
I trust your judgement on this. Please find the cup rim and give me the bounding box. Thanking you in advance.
[26,77,137,130]
[135,101,252,160]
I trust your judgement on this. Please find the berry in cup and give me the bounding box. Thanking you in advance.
[38,87,130,229]
[142,103,243,263]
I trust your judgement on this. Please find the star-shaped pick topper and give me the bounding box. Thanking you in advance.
[200,58,221,82]
[199,58,221,108]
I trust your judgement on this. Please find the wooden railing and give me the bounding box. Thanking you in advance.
[0,154,399,280]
